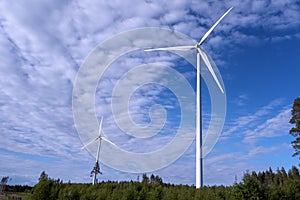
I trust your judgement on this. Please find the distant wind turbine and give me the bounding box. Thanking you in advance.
[81,117,117,185]
[145,7,233,188]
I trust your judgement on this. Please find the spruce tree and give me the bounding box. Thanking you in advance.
[289,98,300,159]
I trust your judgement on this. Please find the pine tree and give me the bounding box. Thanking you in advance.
[281,167,288,182]
[288,166,300,180]
[39,171,48,181]
[257,172,265,187]
[289,98,300,159]
[275,168,283,186]
[142,174,149,184]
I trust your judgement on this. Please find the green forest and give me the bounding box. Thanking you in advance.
[1,167,300,200]
[27,167,300,200]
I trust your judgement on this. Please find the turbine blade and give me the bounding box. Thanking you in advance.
[144,45,195,51]
[101,136,118,148]
[98,117,103,137]
[199,7,233,45]
[81,136,100,149]
[198,49,224,93]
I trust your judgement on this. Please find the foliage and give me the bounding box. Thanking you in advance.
[5,185,32,193]
[233,167,300,200]
[290,97,300,158]
[38,171,48,181]
[0,176,10,193]
[25,168,300,200]
[28,171,62,200]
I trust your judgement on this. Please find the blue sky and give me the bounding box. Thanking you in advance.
[0,0,300,186]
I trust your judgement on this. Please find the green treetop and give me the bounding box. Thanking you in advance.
[290,98,300,159]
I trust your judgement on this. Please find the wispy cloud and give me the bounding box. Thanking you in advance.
[222,98,286,138]
[232,93,249,106]
[247,145,279,157]
[242,108,292,144]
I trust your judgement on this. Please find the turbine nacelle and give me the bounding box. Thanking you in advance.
[145,42,224,93]
[144,7,233,94]
[81,117,117,184]
[81,117,117,150]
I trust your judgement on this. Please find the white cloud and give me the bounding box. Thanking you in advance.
[243,108,292,144]
[222,98,286,138]
[247,145,279,157]
[231,93,249,106]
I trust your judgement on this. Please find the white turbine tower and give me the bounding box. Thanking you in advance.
[81,117,116,185]
[145,7,233,188]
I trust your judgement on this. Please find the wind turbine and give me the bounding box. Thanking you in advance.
[81,117,116,185]
[145,7,233,188]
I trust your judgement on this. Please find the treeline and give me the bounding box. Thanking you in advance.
[5,185,32,193]
[233,166,300,199]
[25,166,300,200]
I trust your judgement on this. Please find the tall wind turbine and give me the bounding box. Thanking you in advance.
[81,117,116,185]
[145,7,233,188]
